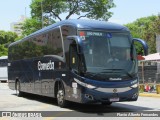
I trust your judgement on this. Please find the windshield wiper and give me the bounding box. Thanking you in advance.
[85,72,103,78]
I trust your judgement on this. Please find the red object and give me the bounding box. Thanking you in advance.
[137,55,145,60]
[145,85,150,92]
[79,31,85,36]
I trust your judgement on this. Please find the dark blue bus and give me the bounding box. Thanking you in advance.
[8,19,148,107]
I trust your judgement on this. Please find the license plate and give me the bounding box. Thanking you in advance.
[109,97,119,102]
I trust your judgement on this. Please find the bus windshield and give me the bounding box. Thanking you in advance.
[79,31,137,80]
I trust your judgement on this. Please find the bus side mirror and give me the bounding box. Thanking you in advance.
[66,36,83,54]
[132,38,148,56]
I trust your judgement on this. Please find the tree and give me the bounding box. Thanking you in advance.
[0,31,17,45]
[152,14,160,53]
[125,15,158,54]
[0,45,8,56]
[22,17,56,36]
[0,31,18,56]
[21,0,115,37]
[30,0,115,22]
[152,13,160,34]
[21,18,42,36]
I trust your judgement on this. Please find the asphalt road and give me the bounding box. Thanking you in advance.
[0,83,160,120]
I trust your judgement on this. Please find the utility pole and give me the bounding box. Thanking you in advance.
[41,0,44,28]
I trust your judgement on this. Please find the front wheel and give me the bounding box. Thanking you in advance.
[57,84,68,108]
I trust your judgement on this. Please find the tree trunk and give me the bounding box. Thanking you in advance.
[156,34,160,73]
[156,34,160,53]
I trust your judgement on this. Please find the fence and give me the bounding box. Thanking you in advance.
[138,61,158,84]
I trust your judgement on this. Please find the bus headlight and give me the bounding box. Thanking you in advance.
[86,84,96,89]
[131,83,138,88]
[131,79,138,88]
[74,78,96,89]
[131,79,138,84]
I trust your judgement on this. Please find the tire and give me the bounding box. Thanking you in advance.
[16,81,23,97]
[56,83,68,108]
[101,102,112,106]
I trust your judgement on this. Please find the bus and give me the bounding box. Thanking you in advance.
[8,19,148,107]
[0,56,8,83]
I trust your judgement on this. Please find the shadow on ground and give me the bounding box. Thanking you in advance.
[12,92,154,116]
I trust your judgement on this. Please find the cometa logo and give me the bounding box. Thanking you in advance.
[38,60,54,71]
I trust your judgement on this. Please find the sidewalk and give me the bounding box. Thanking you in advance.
[139,92,160,98]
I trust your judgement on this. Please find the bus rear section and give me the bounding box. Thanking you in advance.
[0,56,8,83]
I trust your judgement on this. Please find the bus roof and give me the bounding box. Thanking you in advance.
[32,19,129,35]
[9,19,129,47]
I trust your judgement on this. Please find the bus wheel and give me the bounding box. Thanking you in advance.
[57,84,67,108]
[16,81,23,97]
[101,102,112,106]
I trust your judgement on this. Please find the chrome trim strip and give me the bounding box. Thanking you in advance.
[95,87,132,93]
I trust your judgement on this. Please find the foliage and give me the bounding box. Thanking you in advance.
[21,18,42,36]
[21,17,56,36]
[0,31,17,45]
[139,84,144,93]
[21,0,115,36]
[125,15,158,54]
[152,14,160,34]
[30,0,115,21]
[134,42,144,55]
[0,31,18,56]
[0,44,8,56]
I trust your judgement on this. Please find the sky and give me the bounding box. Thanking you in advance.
[0,0,160,31]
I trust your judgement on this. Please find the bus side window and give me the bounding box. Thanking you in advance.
[69,45,79,72]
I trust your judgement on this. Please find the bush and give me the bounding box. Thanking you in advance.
[156,84,160,94]
[139,84,145,93]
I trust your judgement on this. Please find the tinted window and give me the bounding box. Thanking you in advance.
[61,25,77,41]
[9,27,63,61]
[49,28,63,56]
[0,59,8,67]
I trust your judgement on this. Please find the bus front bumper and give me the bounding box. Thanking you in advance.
[81,87,139,103]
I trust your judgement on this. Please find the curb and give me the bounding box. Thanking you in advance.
[139,93,160,98]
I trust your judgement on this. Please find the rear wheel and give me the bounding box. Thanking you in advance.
[16,81,23,97]
[57,83,68,108]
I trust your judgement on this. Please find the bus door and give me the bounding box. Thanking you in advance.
[33,58,42,95]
